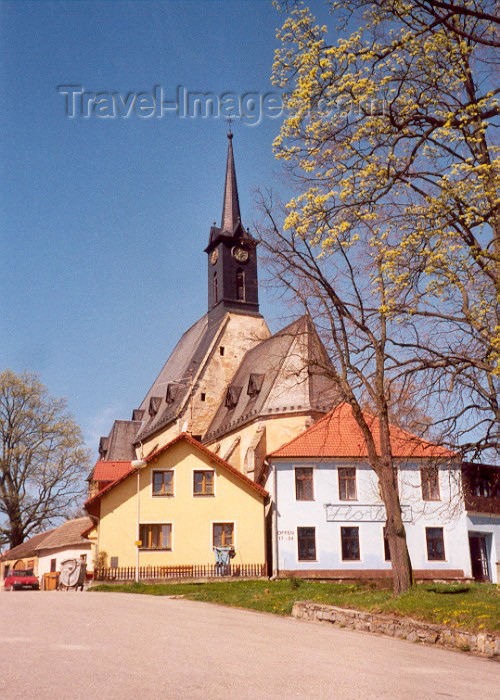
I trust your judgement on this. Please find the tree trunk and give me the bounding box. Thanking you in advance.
[380,471,413,593]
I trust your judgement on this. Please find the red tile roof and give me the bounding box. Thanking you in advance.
[84,433,267,516]
[91,461,133,482]
[270,403,454,459]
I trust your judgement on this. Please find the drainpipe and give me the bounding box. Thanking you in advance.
[270,460,279,580]
[132,459,147,583]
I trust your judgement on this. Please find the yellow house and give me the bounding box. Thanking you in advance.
[85,433,267,573]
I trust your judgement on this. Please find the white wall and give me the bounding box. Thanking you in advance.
[268,459,472,577]
[37,544,94,579]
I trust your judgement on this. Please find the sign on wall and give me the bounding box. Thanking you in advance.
[324,504,412,522]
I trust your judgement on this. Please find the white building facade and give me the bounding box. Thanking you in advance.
[267,458,476,580]
[266,404,494,582]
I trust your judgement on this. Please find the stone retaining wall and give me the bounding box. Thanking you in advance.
[292,601,499,657]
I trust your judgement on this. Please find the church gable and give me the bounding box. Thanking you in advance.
[204,316,337,443]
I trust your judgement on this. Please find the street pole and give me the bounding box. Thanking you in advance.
[131,459,147,583]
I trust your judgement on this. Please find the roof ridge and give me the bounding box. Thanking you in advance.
[269,402,454,459]
[85,433,267,516]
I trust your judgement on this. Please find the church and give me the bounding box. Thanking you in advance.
[85,134,498,583]
[90,132,338,490]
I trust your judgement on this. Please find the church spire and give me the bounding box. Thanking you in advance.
[221,131,241,234]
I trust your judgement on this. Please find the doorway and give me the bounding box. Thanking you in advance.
[469,534,490,582]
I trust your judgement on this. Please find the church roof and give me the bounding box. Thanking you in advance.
[206,132,255,249]
[135,313,228,442]
[204,315,338,441]
[269,402,455,459]
[221,131,241,234]
[99,420,141,461]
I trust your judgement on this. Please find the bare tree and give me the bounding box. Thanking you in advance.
[0,369,90,548]
[257,194,426,593]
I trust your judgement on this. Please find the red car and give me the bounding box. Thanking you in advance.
[4,569,39,591]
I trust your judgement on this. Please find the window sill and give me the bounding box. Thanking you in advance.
[193,494,215,497]
[152,494,174,498]
[139,548,172,552]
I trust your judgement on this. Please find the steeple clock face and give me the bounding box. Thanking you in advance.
[210,249,219,265]
[232,246,249,263]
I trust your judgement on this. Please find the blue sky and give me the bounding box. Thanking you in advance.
[1,1,334,456]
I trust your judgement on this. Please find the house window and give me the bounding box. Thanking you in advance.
[200,392,206,402]
[338,467,357,500]
[426,527,445,561]
[297,527,316,561]
[421,466,440,501]
[194,470,214,496]
[295,467,314,500]
[219,346,225,356]
[139,524,172,550]
[152,470,174,496]
[213,523,233,547]
[383,527,391,561]
[236,269,245,301]
[341,527,360,560]
[50,558,57,573]
[110,556,119,568]
[27,559,34,569]
[214,273,218,304]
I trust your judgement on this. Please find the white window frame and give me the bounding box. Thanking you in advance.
[139,521,174,552]
[151,469,175,498]
[192,468,216,498]
[211,520,236,549]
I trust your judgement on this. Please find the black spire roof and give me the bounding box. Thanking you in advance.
[221,131,241,234]
[206,132,253,251]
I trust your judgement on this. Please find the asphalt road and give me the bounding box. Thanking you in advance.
[0,591,498,699]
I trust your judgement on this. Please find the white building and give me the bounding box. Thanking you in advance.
[34,517,95,581]
[266,403,492,582]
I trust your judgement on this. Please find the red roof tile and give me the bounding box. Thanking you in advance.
[270,403,454,459]
[91,461,133,482]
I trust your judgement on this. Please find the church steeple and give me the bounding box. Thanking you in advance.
[221,131,241,234]
[205,133,260,320]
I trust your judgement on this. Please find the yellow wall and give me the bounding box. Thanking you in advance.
[208,413,320,475]
[97,440,266,567]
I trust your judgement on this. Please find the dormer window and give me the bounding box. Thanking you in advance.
[98,437,109,460]
[132,409,144,421]
[225,385,242,409]
[166,384,179,405]
[148,396,162,417]
[247,373,264,397]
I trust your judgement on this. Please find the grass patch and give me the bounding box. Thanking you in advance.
[89,579,499,633]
